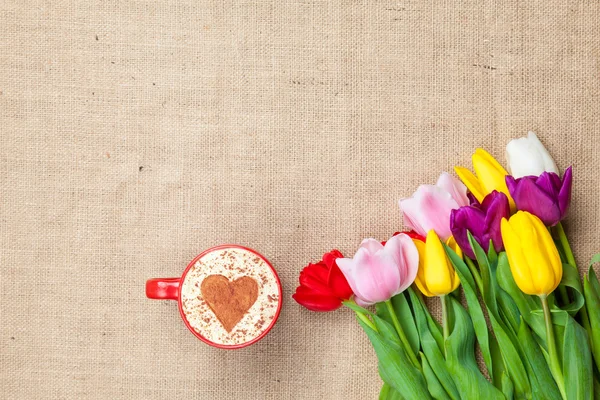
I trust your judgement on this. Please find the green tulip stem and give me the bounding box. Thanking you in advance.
[385,299,421,370]
[540,294,567,400]
[555,222,576,269]
[465,257,484,294]
[441,294,450,352]
[354,310,377,332]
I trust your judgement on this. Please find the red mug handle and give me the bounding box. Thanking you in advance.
[146,278,181,300]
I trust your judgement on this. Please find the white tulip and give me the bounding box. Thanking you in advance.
[505,132,559,178]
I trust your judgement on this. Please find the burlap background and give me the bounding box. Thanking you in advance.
[1,0,599,398]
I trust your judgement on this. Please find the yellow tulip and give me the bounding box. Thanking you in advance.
[413,230,461,297]
[455,148,516,212]
[500,211,563,296]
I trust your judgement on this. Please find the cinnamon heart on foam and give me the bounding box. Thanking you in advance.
[200,275,259,332]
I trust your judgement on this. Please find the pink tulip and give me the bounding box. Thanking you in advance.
[336,233,419,306]
[399,172,469,241]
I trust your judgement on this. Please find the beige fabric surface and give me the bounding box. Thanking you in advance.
[1,0,600,399]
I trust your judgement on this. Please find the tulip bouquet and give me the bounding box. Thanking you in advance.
[293,132,600,400]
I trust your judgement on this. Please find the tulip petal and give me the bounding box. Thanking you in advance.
[384,233,419,293]
[400,202,426,237]
[508,175,561,226]
[299,263,334,295]
[506,132,559,178]
[506,134,549,178]
[359,238,385,254]
[522,227,556,295]
[400,185,457,240]
[322,250,353,299]
[336,257,363,301]
[482,191,510,252]
[424,230,454,296]
[355,250,401,304]
[327,264,353,300]
[446,235,463,259]
[527,132,559,175]
[501,216,537,295]
[413,239,435,297]
[558,166,573,217]
[501,212,562,295]
[472,148,516,211]
[506,137,545,178]
[450,206,486,259]
[446,235,462,290]
[474,149,504,170]
[455,166,486,203]
[322,250,344,268]
[292,286,342,311]
[354,296,375,307]
[337,248,400,305]
[436,172,470,207]
[526,212,562,293]
[535,172,562,198]
[505,175,518,198]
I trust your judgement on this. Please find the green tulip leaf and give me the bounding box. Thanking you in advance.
[490,337,513,398]
[594,376,600,400]
[557,262,585,315]
[496,290,521,334]
[357,315,433,399]
[467,232,498,316]
[500,372,514,400]
[517,317,562,400]
[408,288,460,400]
[372,315,403,347]
[465,257,485,294]
[425,304,444,352]
[452,249,532,398]
[496,252,546,339]
[486,308,532,398]
[563,314,593,400]
[553,237,568,265]
[584,261,600,374]
[421,352,452,400]
[443,297,505,400]
[587,254,600,293]
[468,234,520,336]
[444,243,494,379]
[379,383,404,400]
[410,288,444,350]
[487,239,498,268]
[376,293,420,356]
[343,300,375,316]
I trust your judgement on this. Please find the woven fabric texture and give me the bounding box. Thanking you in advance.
[1,0,599,398]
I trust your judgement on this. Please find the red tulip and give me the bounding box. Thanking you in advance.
[292,250,354,312]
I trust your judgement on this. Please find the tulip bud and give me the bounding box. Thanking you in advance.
[505,167,572,227]
[506,132,559,178]
[450,191,510,259]
[336,234,419,306]
[292,250,354,312]
[455,148,516,212]
[399,172,469,241]
[500,211,563,296]
[413,230,461,297]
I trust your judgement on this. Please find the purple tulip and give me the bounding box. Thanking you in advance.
[505,167,572,226]
[450,191,510,259]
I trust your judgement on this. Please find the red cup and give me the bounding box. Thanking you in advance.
[146,245,282,349]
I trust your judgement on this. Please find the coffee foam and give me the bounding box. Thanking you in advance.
[180,247,280,345]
